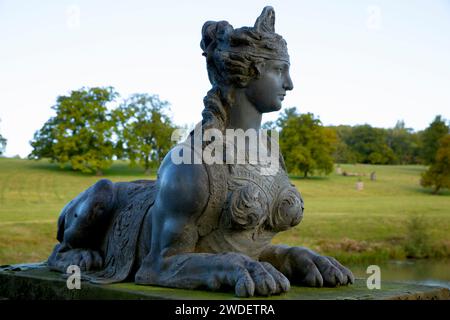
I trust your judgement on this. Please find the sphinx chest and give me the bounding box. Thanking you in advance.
[195,163,304,258]
[223,163,303,232]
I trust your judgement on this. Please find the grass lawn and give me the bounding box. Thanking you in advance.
[0,158,449,265]
[274,164,450,263]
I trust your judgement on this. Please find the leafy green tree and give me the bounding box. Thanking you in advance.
[278,108,336,177]
[386,121,421,164]
[421,134,450,194]
[420,115,449,164]
[29,117,58,159]
[330,121,421,165]
[0,136,5,155]
[114,94,176,173]
[344,124,396,164]
[0,118,6,155]
[274,107,298,128]
[329,125,358,164]
[29,87,119,175]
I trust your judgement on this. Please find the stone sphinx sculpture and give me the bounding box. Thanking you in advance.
[48,6,354,297]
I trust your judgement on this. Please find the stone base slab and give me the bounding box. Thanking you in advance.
[0,263,449,300]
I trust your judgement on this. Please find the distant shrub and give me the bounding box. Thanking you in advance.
[404,215,431,258]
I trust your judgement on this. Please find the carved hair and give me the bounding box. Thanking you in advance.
[198,7,289,132]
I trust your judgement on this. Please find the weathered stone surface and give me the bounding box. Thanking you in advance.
[1,263,448,300]
[44,6,354,298]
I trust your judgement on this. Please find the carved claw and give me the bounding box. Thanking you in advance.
[48,245,103,273]
[227,253,290,297]
[286,247,354,287]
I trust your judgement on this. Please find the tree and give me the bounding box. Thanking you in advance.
[421,134,450,194]
[420,115,449,164]
[114,94,176,173]
[278,108,336,177]
[275,107,299,128]
[29,87,119,175]
[344,124,396,164]
[329,125,358,164]
[386,120,421,164]
[0,118,6,155]
[29,116,58,159]
[329,121,421,165]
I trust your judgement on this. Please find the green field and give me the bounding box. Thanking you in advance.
[0,158,449,265]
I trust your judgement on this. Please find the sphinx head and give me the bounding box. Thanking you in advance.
[200,7,293,127]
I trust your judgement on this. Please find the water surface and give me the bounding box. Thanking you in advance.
[349,259,450,289]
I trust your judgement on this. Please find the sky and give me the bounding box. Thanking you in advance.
[0,0,449,157]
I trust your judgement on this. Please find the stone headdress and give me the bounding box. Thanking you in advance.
[199,6,290,131]
[201,6,289,62]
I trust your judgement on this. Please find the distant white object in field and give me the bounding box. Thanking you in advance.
[356,181,364,191]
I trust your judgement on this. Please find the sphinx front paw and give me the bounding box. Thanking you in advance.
[48,246,103,272]
[286,247,354,287]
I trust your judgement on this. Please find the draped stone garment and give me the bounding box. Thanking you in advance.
[81,180,157,284]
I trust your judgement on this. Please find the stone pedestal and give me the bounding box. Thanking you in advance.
[0,263,448,300]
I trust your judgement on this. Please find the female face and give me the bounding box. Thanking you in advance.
[244,59,294,113]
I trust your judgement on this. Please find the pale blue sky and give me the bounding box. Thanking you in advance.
[1,0,449,157]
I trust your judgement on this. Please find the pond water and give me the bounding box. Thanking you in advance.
[349,259,450,289]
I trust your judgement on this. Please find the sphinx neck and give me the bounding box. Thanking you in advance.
[227,89,262,131]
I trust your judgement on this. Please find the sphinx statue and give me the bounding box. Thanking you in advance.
[48,6,354,297]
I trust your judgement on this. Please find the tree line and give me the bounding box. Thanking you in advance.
[0,118,6,156]
[330,116,449,166]
[28,87,176,175]
[266,108,449,193]
[2,86,449,192]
